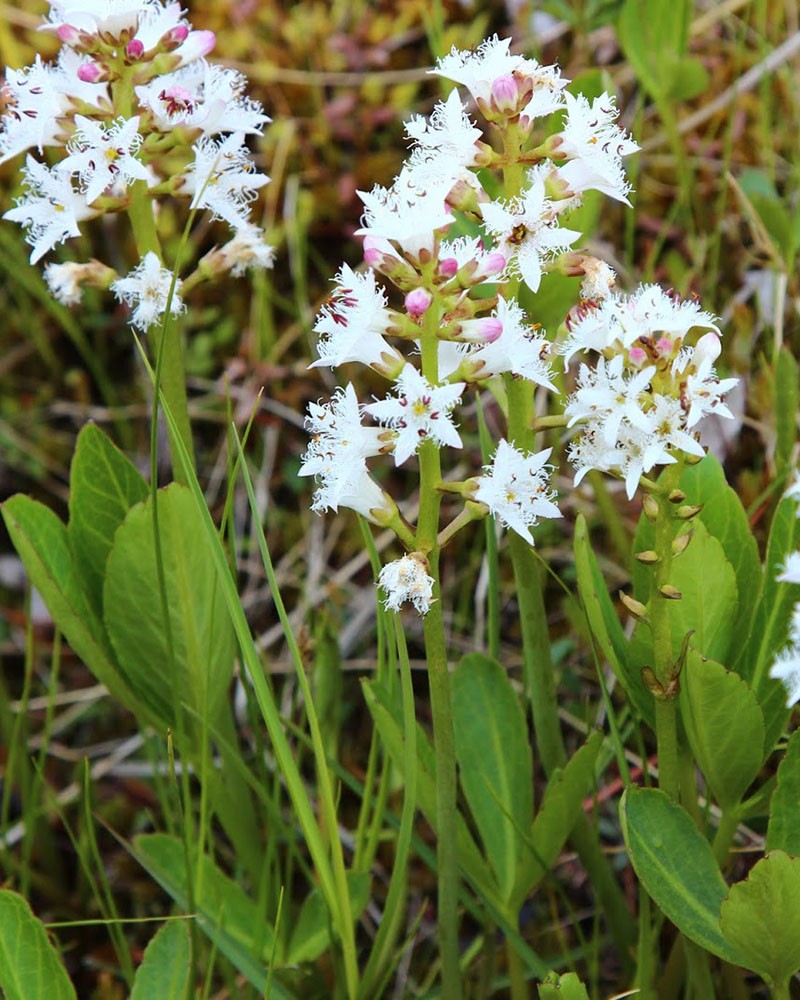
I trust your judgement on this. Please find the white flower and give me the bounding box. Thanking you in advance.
[431,36,567,122]
[60,114,150,204]
[432,36,527,104]
[778,553,800,585]
[466,297,556,388]
[405,90,482,162]
[299,384,390,520]
[364,364,464,466]
[0,57,66,164]
[770,603,800,706]
[135,61,269,137]
[311,264,401,370]
[219,224,274,275]
[110,251,184,329]
[356,167,454,263]
[3,156,98,262]
[673,349,738,429]
[569,421,675,500]
[648,394,705,459]
[43,261,88,305]
[556,92,639,204]
[481,172,580,292]
[183,132,269,230]
[44,0,156,38]
[565,354,656,445]
[474,439,560,544]
[580,259,616,301]
[378,554,435,615]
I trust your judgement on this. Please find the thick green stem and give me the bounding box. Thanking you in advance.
[506,938,529,1000]
[127,181,196,483]
[712,808,741,867]
[649,468,682,803]
[418,308,462,1000]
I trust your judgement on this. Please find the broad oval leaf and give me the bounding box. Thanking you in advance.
[720,851,800,987]
[620,787,736,963]
[1,496,148,721]
[104,484,236,731]
[0,890,75,1000]
[452,653,532,903]
[68,422,148,618]
[130,920,191,1000]
[512,731,603,907]
[679,652,765,809]
[766,729,800,856]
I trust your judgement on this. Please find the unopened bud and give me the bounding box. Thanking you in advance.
[77,60,103,83]
[668,489,686,503]
[659,584,682,600]
[628,346,647,366]
[695,331,722,364]
[642,493,659,522]
[438,257,458,279]
[676,504,703,520]
[404,288,433,317]
[672,530,693,557]
[656,337,673,356]
[634,550,660,564]
[126,38,145,59]
[56,24,82,45]
[482,251,507,278]
[451,316,503,344]
[620,591,649,622]
[490,75,520,115]
[165,23,190,45]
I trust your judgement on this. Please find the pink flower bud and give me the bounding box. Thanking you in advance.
[628,346,647,366]
[363,237,383,268]
[482,252,507,278]
[56,24,81,45]
[438,257,458,278]
[126,38,145,59]
[491,75,520,115]
[656,337,673,356]
[172,29,216,64]
[695,331,721,363]
[77,61,103,83]
[166,23,189,44]
[405,288,433,317]
[480,317,503,343]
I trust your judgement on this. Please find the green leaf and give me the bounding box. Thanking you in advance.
[766,729,800,855]
[620,787,737,962]
[720,851,800,986]
[628,522,738,694]
[679,652,765,809]
[286,874,371,965]
[0,890,76,1000]
[1,495,147,720]
[103,485,236,732]
[130,921,191,1000]
[131,834,283,994]
[617,0,691,100]
[513,732,603,906]
[574,515,649,719]
[678,455,762,657]
[361,679,497,905]
[452,653,533,902]
[775,349,799,472]
[537,971,590,1000]
[667,58,710,101]
[67,423,148,618]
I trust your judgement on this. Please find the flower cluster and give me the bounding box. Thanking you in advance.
[302,36,649,614]
[563,285,738,499]
[1,0,273,329]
